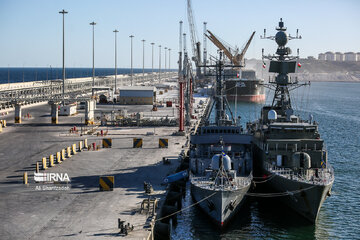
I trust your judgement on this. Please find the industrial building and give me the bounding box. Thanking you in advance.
[118,86,156,105]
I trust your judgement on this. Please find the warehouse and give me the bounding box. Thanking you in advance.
[118,86,156,105]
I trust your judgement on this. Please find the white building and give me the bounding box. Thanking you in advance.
[335,52,344,61]
[118,86,156,105]
[344,52,357,62]
[318,53,326,60]
[324,51,335,61]
[356,52,360,61]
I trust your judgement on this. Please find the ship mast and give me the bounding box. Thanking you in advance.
[204,52,237,126]
[261,18,305,113]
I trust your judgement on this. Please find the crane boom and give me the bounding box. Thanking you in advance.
[235,31,256,64]
[206,30,234,64]
[187,0,201,77]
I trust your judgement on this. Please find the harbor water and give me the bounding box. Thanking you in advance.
[172,81,360,239]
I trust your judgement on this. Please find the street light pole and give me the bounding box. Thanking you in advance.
[90,21,96,97]
[142,39,145,77]
[151,42,155,76]
[168,48,171,76]
[129,35,134,86]
[113,29,119,94]
[59,9,68,105]
[164,47,167,77]
[158,45,161,82]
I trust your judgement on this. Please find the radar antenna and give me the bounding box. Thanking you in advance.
[260,18,308,113]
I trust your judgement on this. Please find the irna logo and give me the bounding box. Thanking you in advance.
[34,172,71,182]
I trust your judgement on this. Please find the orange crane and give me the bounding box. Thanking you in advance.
[206,30,256,66]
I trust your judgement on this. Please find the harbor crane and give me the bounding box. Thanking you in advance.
[206,30,256,67]
[187,0,202,79]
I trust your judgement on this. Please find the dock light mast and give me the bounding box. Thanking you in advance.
[178,21,185,132]
[90,21,96,97]
[142,39,146,77]
[158,45,161,82]
[59,9,68,105]
[151,42,155,75]
[129,35,134,86]
[113,29,119,92]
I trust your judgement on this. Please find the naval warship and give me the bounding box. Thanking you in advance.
[248,19,334,222]
[189,53,253,227]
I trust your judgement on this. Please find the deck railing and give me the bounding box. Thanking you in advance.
[264,161,334,185]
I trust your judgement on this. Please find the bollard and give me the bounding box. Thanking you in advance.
[101,129,103,136]
[42,157,48,170]
[92,142,96,151]
[61,149,66,161]
[36,162,40,173]
[23,172,28,184]
[2,119,6,127]
[84,139,88,149]
[67,147,72,158]
[78,141,83,152]
[72,144,77,155]
[49,155,55,167]
[56,152,62,164]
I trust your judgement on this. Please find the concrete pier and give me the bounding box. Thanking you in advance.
[0,77,208,239]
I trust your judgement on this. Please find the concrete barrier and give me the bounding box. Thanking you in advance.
[56,151,62,164]
[159,138,168,148]
[102,138,112,148]
[49,155,55,167]
[99,176,114,191]
[133,138,143,148]
[42,157,48,170]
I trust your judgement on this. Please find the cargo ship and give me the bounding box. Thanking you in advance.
[225,69,265,103]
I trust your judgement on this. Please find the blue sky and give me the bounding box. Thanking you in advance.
[0,0,359,68]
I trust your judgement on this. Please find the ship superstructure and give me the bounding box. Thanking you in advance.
[189,53,253,227]
[248,19,334,222]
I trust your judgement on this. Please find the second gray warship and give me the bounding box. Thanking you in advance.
[190,53,253,227]
[248,19,334,222]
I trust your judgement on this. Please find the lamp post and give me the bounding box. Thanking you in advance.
[90,21,96,97]
[164,47,167,77]
[113,29,119,93]
[59,9,68,105]
[142,39,145,77]
[129,35,134,86]
[151,42,155,76]
[168,48,171,76]
[158,45,161,82]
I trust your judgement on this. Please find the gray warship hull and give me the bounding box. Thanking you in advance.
[190,180,250,227]
[261,168,333,222]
